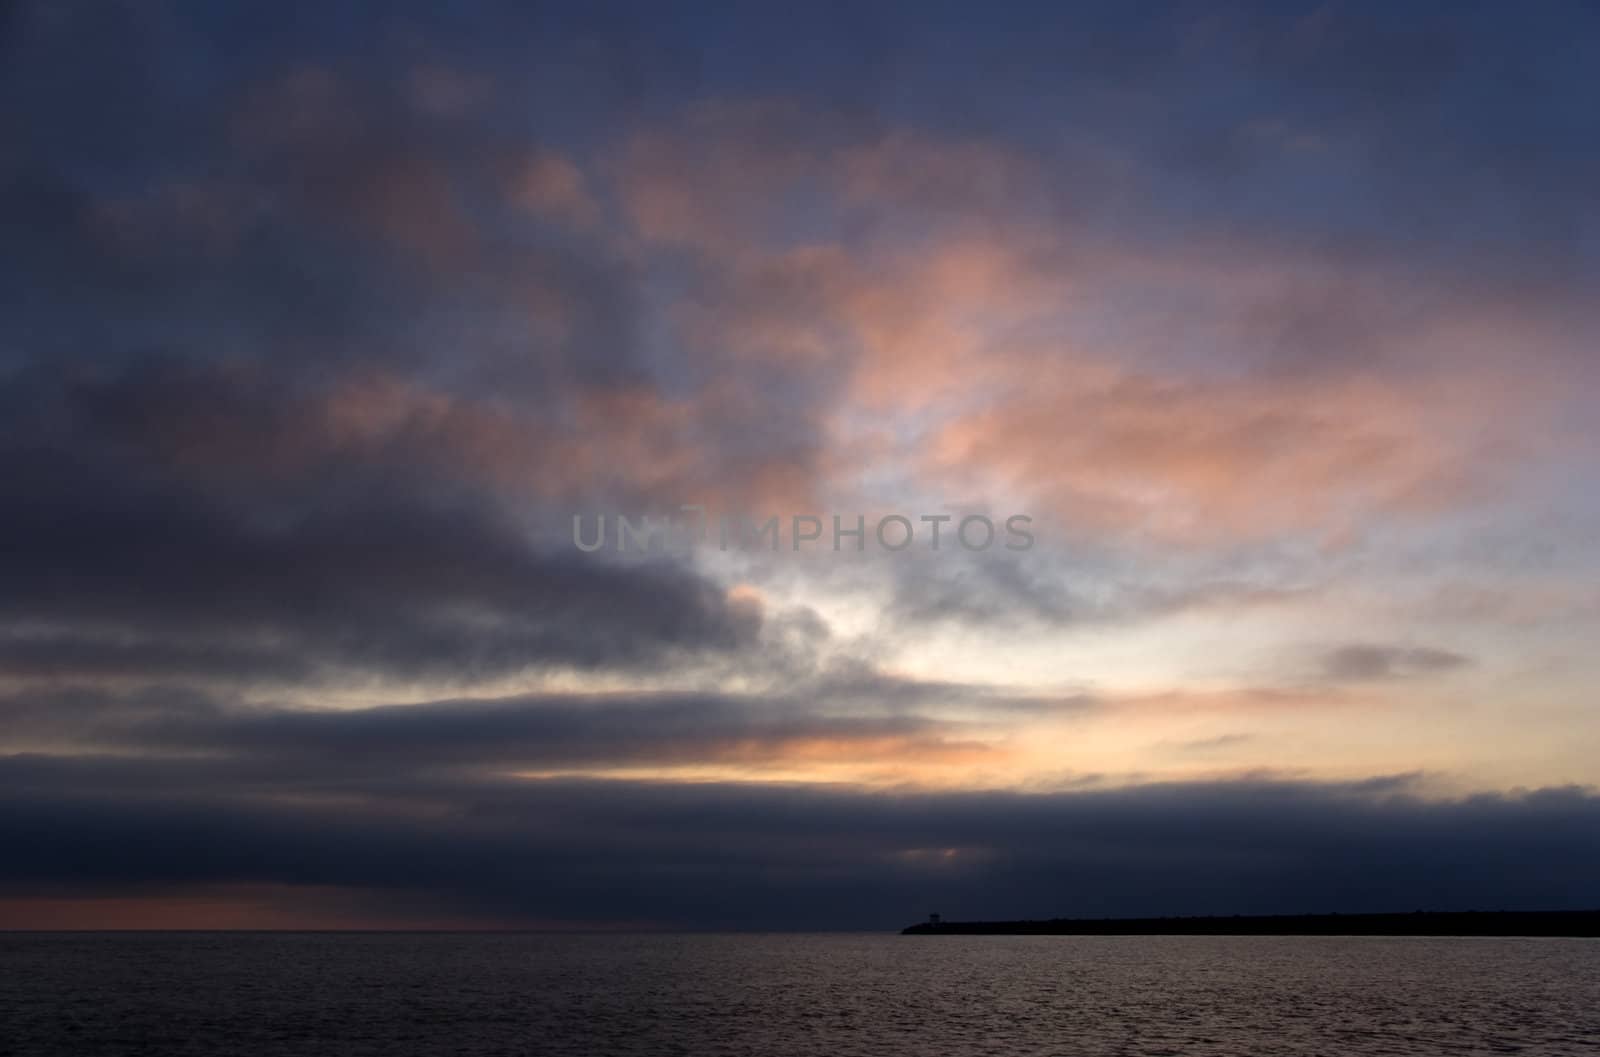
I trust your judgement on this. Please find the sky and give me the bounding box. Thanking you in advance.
[2,0,1599,930]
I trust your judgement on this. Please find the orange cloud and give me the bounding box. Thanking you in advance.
[146,90,1576,553]
[604,102,1575,550]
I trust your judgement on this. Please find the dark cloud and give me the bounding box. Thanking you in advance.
[2,762,1596,929]
[0,361,767,685]
[0,499,757,683]
[0,685,990,771]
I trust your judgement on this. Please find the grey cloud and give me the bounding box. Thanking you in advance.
[888,551,1307,632]
[1168,733,1256,752]
[1320,644,1472,682]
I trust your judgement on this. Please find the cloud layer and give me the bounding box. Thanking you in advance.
[2,0,1598,926]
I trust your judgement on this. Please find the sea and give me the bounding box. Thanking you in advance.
[2,933,1597,1055]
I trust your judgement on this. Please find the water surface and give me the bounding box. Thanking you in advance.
[3,933,1596,1055]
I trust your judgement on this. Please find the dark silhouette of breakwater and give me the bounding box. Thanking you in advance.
[901,910,1600,937]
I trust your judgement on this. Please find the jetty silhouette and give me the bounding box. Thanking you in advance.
[902,910,1600,937]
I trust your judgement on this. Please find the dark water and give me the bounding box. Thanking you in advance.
[2,933,1597,1056]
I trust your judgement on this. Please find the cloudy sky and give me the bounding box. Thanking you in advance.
[3,0,1599,929]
